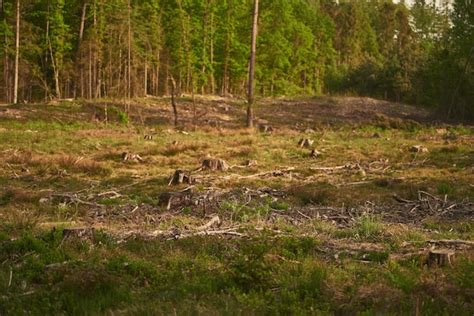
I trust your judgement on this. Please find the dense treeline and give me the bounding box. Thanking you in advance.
[0,0,472,119]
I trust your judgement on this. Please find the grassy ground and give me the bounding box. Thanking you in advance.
[0,96,473,314]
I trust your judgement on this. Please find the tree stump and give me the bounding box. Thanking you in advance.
[158,189,193,211]
[298,138,314,148]
[310,149,321,158]
[259,125,274,133]
[202,158,229,171]
[122,152,144,162]
[409,145,429,153]
[244,159,258,167]
[158,192,174,211]
[428,249,455,267]
[63,227,95,241]
[168,169,193,186]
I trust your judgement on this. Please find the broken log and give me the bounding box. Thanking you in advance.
[197,216,221,231]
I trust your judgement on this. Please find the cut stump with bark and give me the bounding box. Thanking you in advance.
[409,145,429,153]
[169,169,194,186]
[428,249,455,267]
[310,149,322,158]
[259,125,274,133]
[202,158,229,171]
[158,192,174,211]
[244,159,258,167]
[298,138,314,148]
[122,152,144,162]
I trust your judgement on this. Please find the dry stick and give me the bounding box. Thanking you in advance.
[310,165,347,171]
[8,267,12,287]
[236,167,295,180]
[196,216,221,231]
[50,193,101,207]
[171,229,246,240]
[337,181,371,187]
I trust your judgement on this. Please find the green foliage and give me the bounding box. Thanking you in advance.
[0,0,472,120]
[353,214,384,240]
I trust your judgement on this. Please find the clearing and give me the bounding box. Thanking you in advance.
[0,96,473,314]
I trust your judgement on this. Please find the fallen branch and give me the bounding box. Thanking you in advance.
[170,229,246,240]
[197,216,221,231]
[428,239,474,248]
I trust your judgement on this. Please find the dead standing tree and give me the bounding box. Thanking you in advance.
[246,0,259,128]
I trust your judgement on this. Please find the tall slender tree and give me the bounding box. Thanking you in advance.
[247,0,258,128]
[13,0,19,104]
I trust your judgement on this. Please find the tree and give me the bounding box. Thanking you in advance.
[247,0,258,128]
[13,0,19,104]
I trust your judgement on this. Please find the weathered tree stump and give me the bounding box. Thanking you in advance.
[122,152,144,162]
[259,125,274,133]
[202,158,229,171]
[244,159,258,167]
[218,104,231,112]
[168,169,194,186]
[310,149,321,158]
[409,145,429,153]
[158,192,174,211]
[63,227,95,241]
[428,249,455,267]
[158,189,193,211]
[298,138,314,148]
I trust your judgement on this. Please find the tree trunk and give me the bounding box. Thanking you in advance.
[13,0,20,104]
[170,75,178,127]
[74,0,87,98]
[247,0,259,128]
[127,0,132,100]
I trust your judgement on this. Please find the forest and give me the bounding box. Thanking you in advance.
[0,0,473,315]
[1,0,473,119]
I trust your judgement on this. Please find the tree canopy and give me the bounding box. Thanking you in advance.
[1,0,472,119]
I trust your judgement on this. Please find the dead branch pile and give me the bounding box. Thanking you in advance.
[391,191,473,221]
